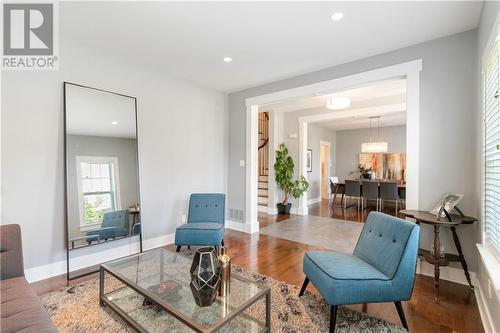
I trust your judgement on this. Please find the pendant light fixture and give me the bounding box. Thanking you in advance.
[361,116,388,153]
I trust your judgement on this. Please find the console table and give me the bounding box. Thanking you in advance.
[399,209,477,301]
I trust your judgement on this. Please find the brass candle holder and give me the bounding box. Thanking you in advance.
[218,246,231,297]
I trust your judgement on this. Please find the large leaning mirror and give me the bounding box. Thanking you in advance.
[64,82,141,278]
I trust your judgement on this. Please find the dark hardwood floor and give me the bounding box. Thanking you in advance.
[32,200,483,333]
[308,197,401,222]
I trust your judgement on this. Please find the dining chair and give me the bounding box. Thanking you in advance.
[380,181,400,214]
[329,176,344,206]
[344,180,361,211]
[86,209,129,241]
[362,181,380,211]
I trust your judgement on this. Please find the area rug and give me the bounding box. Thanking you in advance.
[41,259,404,332]
[260,215,363,254]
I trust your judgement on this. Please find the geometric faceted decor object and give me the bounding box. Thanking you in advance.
[190,247,221,307]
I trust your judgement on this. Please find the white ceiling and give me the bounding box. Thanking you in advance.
[263,78,407,130]
[66,84,137,139]
[320,111,407,131]
[61,2,483,92]
[260,78,407,113]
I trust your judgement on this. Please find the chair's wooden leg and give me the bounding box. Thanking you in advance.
[221,239,225,247]
[394,301,408,330]
[298,277,309,296]
[187,245,191,250]
[330,305,338,333]
[176,246,181,252]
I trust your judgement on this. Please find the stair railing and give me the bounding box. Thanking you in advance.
[258,112,269,176]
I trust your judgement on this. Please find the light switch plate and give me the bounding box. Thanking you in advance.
[240,160,245,167]
[181,214,187,224]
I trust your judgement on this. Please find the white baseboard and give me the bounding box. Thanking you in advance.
[417,259,476,286]
[24,233,175,283]
[24,260,67,283]
[226,220,259,233]
[307,197,322,205]
[143,232,175,251]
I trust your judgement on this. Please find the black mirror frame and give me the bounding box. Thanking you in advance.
[63,81,143,280]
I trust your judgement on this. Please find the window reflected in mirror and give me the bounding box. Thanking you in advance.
[64,83,140,251]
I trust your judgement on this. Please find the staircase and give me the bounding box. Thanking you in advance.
[258,112,269,211]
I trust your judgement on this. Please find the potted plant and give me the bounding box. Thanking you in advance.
[274,143,309,214]
[350,164,372,179]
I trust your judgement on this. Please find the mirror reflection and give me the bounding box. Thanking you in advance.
[65,83,140,250]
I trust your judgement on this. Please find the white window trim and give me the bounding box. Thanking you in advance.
[479,13,500,293]
[75,156,122,228]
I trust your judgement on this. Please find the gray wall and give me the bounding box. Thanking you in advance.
[66,135,139,238]
[228,29,479,271]
[306,124,336,201]
[1,32,227,273]
[335,125,406,180]
[280,110,336,202]
[476,2,500,332]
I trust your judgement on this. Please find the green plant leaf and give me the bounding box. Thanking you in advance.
[274,143,309,204]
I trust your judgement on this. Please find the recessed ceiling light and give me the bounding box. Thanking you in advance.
[331,12,344,21]
[223,57,232,62]
[327,97,350,110]
[111,121,118,125]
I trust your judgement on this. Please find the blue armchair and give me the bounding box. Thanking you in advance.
[299,212,420,332]
[175,193,225,252]
[87,209,130,241]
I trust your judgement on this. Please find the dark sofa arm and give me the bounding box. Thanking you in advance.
[0,224,25,280]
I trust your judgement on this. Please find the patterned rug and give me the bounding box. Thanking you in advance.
[41,253,405,333]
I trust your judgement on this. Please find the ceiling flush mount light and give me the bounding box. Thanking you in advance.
[327,96,350,110]
[331,12,344,21]
[111,121,118,125]
[361,116,388,153]
[223,57,232,63]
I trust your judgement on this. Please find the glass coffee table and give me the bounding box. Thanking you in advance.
[99,248,271,333]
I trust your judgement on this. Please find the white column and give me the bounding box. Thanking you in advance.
[406,71,420,210]
[297,120,308,215]
[245,105,260,233]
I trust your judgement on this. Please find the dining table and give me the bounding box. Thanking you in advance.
[332,179,406,205]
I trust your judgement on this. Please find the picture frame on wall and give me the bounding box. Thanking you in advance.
[306,149,312,172]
